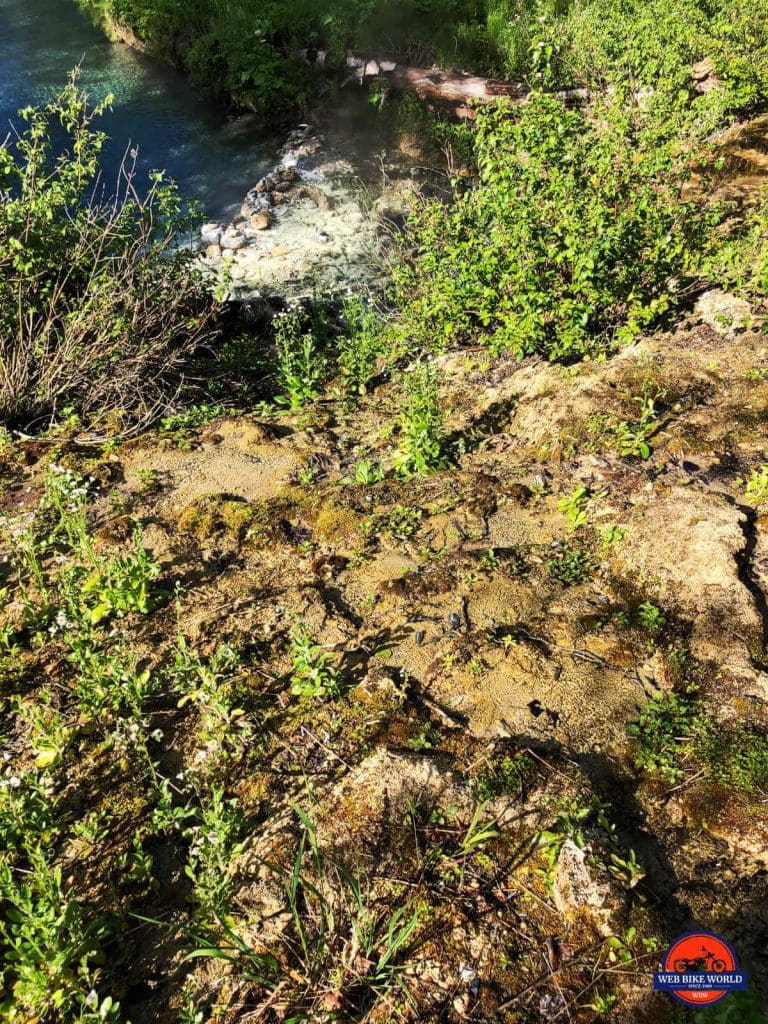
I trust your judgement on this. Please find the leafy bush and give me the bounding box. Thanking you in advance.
[392,364,449,477]
[0,75,215,430]
[557,0,768,117]
[390,94,707,362]
[710,187,768,307]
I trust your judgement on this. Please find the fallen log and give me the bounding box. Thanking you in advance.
[341,53,720,110]
[343,54,590,108]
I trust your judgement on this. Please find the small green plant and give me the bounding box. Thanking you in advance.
[408,722,442,752]
[0,769,60,853]
[547,544,596,585]
[535,798,597,890]
[183,786,249,916]
[173,637,250,753]
[161,404,226,447]
[743,463,768,505]
[337,295,385,397]
[599,523,626,547]
[614,419,653,460]
[479,547,499,571]
[583,991,618,1015]
[275,310,326,408]
[637,600,666,635]
[135,467,161,495]
[15,693,72,769]
[475,754,536,801]
[613,384,665,460]
[558,485,590,529]
[392,365,448,478]
[627,691,697,782]
[297,465,320,486]
[288,623,341,701]
[365,504,422,541]
[354,459,384,485]
[75,525,162,625]
[630,689,768,791]
[120,833,156,890]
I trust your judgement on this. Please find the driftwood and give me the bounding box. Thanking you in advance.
[343,55,590,110]
[340,54,720,112]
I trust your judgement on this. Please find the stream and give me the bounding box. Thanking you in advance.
[0,0,279,220]
[1,0,423,299]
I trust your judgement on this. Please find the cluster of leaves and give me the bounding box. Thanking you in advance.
[561,0,768,114]
[390,94,710,362]
[628,690,768,791]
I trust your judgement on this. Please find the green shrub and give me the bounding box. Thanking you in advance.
[0,74,214,429]
[392,365,449,477]
[710,187,768,306]
[390,94,707,362]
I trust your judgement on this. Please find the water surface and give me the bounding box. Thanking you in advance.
[0,0,276,218]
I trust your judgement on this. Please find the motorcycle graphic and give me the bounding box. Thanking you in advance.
[673,948,727,973]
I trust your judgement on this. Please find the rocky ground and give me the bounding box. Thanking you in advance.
[196,122,420,302]
[3,281,768,1020]
[2,110,768,1024]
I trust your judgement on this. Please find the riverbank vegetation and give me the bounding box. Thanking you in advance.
[79,0,768,118]
[0,75,215,431]
[2,1,768,1022]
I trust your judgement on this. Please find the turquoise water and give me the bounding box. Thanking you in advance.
[0,0,277,218]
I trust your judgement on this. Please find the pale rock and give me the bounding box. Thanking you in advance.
[695,289,752,336]
[250,210,272,230]
[552,839,623,935]
[200,222,222,245]
[220,230,247,250]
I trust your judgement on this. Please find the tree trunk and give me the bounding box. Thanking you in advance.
[342,55,590,110]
